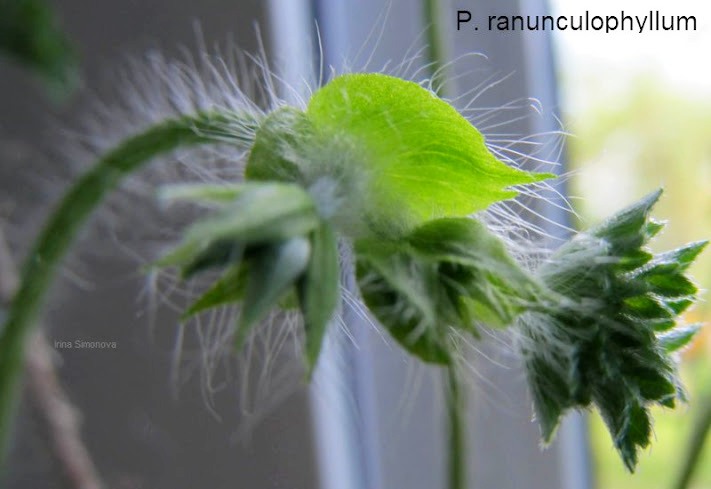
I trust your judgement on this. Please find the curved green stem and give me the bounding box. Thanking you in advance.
[0,110,260,467]
[446,363,466,489]
[672,386,711,489]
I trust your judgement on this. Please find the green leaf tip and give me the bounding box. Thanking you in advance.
[518,190,707,471]
[659,324,702,353]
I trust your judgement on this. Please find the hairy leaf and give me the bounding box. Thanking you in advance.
[297,223,340,375]
[307,74,553,236]
[407,217,544,325]
[356,241,451,364]
[519,189,707,471]
[356,217,544,363]
[659,324,702,353]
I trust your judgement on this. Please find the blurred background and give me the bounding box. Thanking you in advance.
[0,0,709,488]
[551,1,711,488]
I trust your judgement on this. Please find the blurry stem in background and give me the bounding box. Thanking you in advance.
[0,226,104,489]
[672,386,711,489]
[422,2,464,488]
[423,0,450,96]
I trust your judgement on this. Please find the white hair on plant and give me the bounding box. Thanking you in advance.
[110,49,547,430]
[73,46,544,426]
[1,19,704,489]
[61,39,560,439]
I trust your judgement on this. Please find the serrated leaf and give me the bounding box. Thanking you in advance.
[645,219,666,239]
[591,189,662,251]
[623,295,674,320]
[623,361,677,402]
[182,264,248,320]
[307,73,553,236]
[620,404,652,471]
[652,241,709,272]
[236,237,311,348]
[521,190,708,472]
[298,223,340,376]
[664,297,695,315]
[527,354,571,442]
[615,249,654,272]
[659,324,702,353]
[649,319,676,333]
[637,265,697,297]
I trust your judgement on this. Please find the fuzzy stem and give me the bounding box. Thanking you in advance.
[423,0,450,96]
[672,386,711,489]
[423,3,465,486]
[446,363,466,489]
[0,110,260,470]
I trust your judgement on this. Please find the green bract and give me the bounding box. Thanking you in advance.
[356,217,546,364]
[247,74,554,238]
[519,190,708,470]
[155,181,341,370]
[308,74,552,231]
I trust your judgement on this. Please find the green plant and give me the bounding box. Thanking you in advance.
[0,57,705,489]
[0,0,77,98]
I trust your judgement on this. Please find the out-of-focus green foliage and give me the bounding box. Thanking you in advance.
[0,0,77,98]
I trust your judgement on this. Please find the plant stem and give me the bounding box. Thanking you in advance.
[423,0,450,96]
[672,386,711,489]
[0,110,260,470]
[423,3,465,487]
[446,363,466,489]
[2,226,105,489]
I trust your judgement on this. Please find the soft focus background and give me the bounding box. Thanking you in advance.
[1,0,709,488]
[551,0,711,487]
